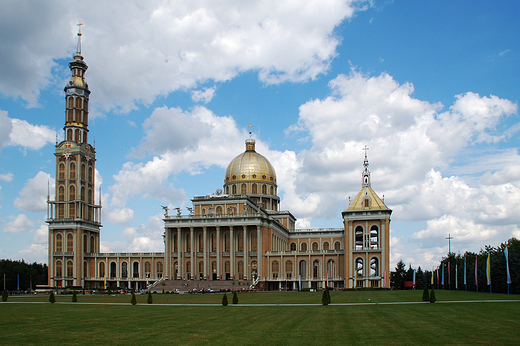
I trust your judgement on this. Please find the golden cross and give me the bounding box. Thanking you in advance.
[77,21,83,35]
[248,124,253,137]
[363,145,369,158]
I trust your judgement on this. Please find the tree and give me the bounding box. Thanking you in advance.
[321,289,330,305]
[2,289,8,302]
[49,291,56,303]
[429,289,436,303]
[147,290,153,304]
[390,260,406,289]
[422,287,429,301]
[222,293,228,306]
[131,289,137,305]
[72,290,77,302]
[232,291,238,305]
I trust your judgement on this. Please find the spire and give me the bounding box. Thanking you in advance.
[362,145,370,187]
[74,21,83,61]
[245,124,255,151]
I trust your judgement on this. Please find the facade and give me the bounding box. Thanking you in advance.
[47,31,392,291]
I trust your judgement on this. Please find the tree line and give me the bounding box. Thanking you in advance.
[0,259,48,291]
[391,237,520,294]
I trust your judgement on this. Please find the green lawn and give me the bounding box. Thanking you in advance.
[1,290,519,345]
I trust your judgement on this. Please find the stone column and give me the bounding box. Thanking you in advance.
[243,226,248,280]
[257,226,262,280]
[190,227,195,280]
[177,228,182,280]
[203,226,208,280]
[216,226,221,280]
[164,228,170,279]
[230,226,235,280]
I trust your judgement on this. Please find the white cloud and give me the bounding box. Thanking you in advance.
[0,173,14,182]
[4,214,34,233]
[0,0,371,112]
[106,208,135,225]
[17,243,48,264]
[0,110,13,150]
[0,110,55,152]
[191,86,216,103]
[14,171,52,212]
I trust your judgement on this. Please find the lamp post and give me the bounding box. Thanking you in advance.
[446,234,453,291]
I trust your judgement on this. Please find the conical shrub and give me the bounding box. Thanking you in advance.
[49,291,56,303]
[429,289,436,303]
[422,287,429,301]
[72,290,77,302]
[147,290,153,304]
[131,289,137,305]
[222,293,228,306]
[2,289,8,302]
[232,291,239,305]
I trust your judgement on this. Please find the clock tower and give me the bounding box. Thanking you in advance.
[47,24,102,288]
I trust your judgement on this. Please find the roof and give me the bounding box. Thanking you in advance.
[346,186,389,211]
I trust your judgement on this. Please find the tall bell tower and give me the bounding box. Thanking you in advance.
[47,24,102,288]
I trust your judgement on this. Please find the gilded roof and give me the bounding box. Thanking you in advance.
[224,139,276,184]
[346,186,388,211]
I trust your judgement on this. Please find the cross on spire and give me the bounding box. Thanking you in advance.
[248,124,253,138]
[75,21,83,57]
[363,145,369,159]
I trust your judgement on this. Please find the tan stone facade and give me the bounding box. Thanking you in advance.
[47,33,391,291]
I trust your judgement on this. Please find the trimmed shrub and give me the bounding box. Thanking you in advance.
[422,287,429,301]
[49,291,56,303]
[222,293,228,306]
[322,289,330,305]
[72,290,77,302]
[2,289,8,302]
[232,291,239,305]
[429,289,436,303]
[131,289,137,305]
[147,291,153,304]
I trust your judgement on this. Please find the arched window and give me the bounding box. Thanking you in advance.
[334,241,341,250]
[83,261,88,278]
[290,242,296,251]
[250,231,257,252]
[58,186,65,201]
[99,262,105,278]
[271,186,274,195]
[224,232,230,252]
[355,258,364,278]
[299,260,307,279]
[83,234,88,252]
[88,189,93,204]
[323,241,330,250]
[90,236,95,253]
[88,166,93,184]
[211,232,217,252]
[67,128,73,141]
[224,261,230,279]
[121,262,128,278]
[69,162,76,179]
[157,262,163,278]
[67,233,73,252]
[69,185,76,200]
[58,163,65,180]
[68,97,74,108]
[300,242,307,252]
[81,164,86,180]
[312,242,319,251]
[145,262,151,278]
[262,184,267,194]
[186,233,191,252]
[370,226,379,249]
[271,260,279,278]
[56,234,63,252]
[312,260,321,278]
[216,206,223,215]
[285,260,293,278]
[110,262,116,278]
[241,184,247,194]
[56,260,63,277]
[67,260,73,277]
[370,257,379,277]
[327,259,336,278]
[237,261,244,280]
[252,184,257,194]
[232,184,237,194]
[75,97,82,109]
[355,226,363,250]
[225,186,229,194]
[198,261,204,279]
[198,232,203,252]
[237,231,243,251]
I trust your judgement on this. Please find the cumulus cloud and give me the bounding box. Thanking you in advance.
[191,86,216,103]
[0,110,55,152]
[0,173,14,182]
[106,208,135,225]
[0,110,13,150]
[4,214,34,233]
[0,0,371,111]
[14,171,52,212]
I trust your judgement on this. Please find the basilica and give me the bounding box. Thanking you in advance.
[47,30,392,291]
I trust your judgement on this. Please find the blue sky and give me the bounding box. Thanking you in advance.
[1,0,519,270]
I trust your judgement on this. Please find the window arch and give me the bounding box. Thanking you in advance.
[300,242,307,252]
[90,235,95,253]
[241,184,246,194]
[312,242,319,251]
[58,163,65,180]
[216,206,223,215]
[237,261,244,280]
[355,226,363,250]
[250,231,257,252]
[83,234,88,252]
[58,186,65,201]
[110,262,116,278]
[67,233,73,252]
[313,260,321,278]
[334,241,341,250]
[252,184,257,194]
[237,231,244,251]
[67,260,73,277]
[232,184,237,194]
[271,260,279,278]
[323,241,330,250]
[56,234,63,252]
[133,262,139,278]
[370,225,379,249]
[99,262,105,277]
[198,261,204,279]
[299,260,307,279]
[223,232,230,252]
[198,232,203,252]
[327,259,336,278]
[157,262,163,278]
[69,162,76,179]
[285,260,293,278]
[56,260,63,277]
[88,166,93,184]
[81,164,86,180]
[121,262,128,278]
[355,257,364,278]
[262,184,267,194]
[211,232,217,252]
[370,257,379,277]
[145,262,151,278]
[290,242,296,251]
[69,185,76,201]
[186,233,191,252]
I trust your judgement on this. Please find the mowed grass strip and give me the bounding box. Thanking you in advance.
[1,291,519,345]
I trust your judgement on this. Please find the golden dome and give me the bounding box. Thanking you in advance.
[224,139,276,185]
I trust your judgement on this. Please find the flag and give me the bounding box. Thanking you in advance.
[464,257,467,285]
[298,275,301,291]
[104,275,106,289]
[431,269,434,285]
[436,268,439,284]
[475,257,478,286]
[354,266,358,287]
[412,269,416,286]
[505,247,512,284]
[383,269,386,287]
[448,263,451,285]
[326,270,329,287]
[486,254,491,285]
[441,264,444,285]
